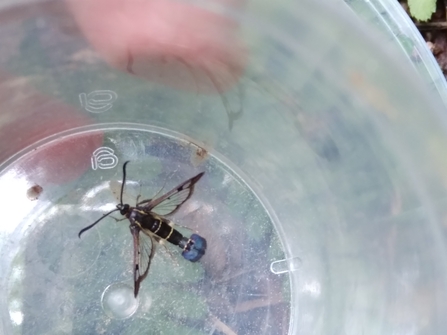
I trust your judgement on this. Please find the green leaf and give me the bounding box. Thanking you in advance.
[408,0,436,22]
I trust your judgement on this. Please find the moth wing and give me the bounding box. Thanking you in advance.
[130,224,156,298]
[139,172,204,216]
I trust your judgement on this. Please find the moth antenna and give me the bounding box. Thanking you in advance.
[120,161,130,205]
[78,208,120,238]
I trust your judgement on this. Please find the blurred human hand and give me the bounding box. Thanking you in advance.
[67,0,246,92]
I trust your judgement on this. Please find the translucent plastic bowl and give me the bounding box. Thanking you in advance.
[346,0,447,108]
[1,0,447,334]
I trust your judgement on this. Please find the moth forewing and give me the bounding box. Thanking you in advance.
[130,222,156,298]
[138,172,205,216]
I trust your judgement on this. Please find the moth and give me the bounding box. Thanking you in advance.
[79,161,207,297]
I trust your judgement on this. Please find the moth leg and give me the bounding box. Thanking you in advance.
[158,239,179,266]
[110,216,127,222]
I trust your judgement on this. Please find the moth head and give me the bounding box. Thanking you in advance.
[117,203,130,215]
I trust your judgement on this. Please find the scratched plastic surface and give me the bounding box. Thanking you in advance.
[1,0,447,335]
[1,126,287,334]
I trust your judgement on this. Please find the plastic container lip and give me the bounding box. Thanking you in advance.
[344,0,447,107]
[1,122,291,334]
[2,0,447,334]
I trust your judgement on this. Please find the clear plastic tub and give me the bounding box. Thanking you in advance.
[345,0,447,108]
[1,0,447,334]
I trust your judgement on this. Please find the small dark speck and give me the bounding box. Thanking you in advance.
[27,184,43,201]
[309,135,340,161]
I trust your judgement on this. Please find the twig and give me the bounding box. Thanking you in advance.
[416,22,447,31]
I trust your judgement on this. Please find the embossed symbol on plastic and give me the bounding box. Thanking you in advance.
[79,90,118,113]
[91,147,119,170]
[270,257,302,274]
